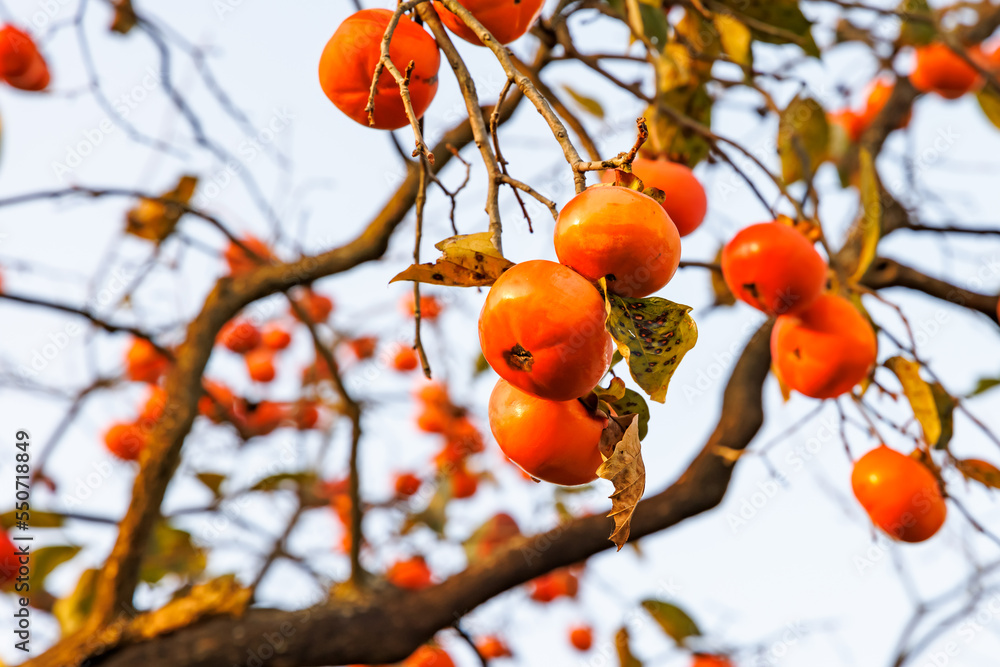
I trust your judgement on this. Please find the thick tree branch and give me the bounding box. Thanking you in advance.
[862,257,999,322]
[89,323,773,667]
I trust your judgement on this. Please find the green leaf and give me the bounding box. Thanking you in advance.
[847,148,881,283]
[29,545,81,591]
[956,458,1000,489]
[931,382,955,450]
[727,0,819,56]
[391,232,514,288]
[601,279,698,403]
[140,522,207,584]
[615,626,644,667]
[778,95,829,184]
[714,14,753,67]
[637,1,668,50]
[976,89,1000,131]
[970,376,1000,397]
[641,599,701,646]
[0,510,63,530]
[898,0,935,46]
[885,357,942,447]
[644,85,713,167]
[562,85,605,119]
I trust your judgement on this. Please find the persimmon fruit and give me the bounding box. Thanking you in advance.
[261,324,292,350]
[393,346,420,371]
[224,235,273,276]
[0,26,48,91]
[450,466,478,498]
[104,422,147,461]
[293,290,334,324]
[245,347,276,383]
[387,556,432,590]
[602,159,707,236]
[0,532,18,586]
[692,655,734,667]
[436,0,545,46]
[401,292,443,320]
[476,636,512,659]
[347,336,378,360]
[721,221,827,316]
[395,472,422,496]
[910,42,981,100]
[569,625,593,651]
[771,294,877,399]
[488,378,606,486]
[219,319,261,354]
[851,445,947,542]
[479,259,614,401]
[403,645,454,667]
[555,186,681,297]
[319,9,440,130]
[125,338,170,384]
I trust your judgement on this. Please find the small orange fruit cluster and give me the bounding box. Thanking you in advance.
[416,381,484,499]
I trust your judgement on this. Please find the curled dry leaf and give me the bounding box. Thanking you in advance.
[956,458,1000,490]
[125,175,198,243]
[390,231,513,287]
[885,356,942,447]
[597,413,645,550]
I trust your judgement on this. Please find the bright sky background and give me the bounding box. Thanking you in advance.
[2,1,1000,666]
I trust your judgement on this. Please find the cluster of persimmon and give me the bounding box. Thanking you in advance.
[483,168,705,485]
[412,381,484,499]
[0,25,49,92]
[721,222,949,543]
[831,40,1000,141]
[318,0,544,130]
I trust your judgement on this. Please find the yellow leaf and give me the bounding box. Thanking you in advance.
[771,361,792,402]
[714,14,753,67]
[128,575,250,640]
[597,414,645,550]
[976,88,1000,130]
[847,148,881,283]
[390,232,513,287]
[125,175,199,243]
[885,357,942,447]
[778,95,829,184]
[642,85,713,166]
[53,568,98,635]
[956,458,1000,490]
[615,626,644,667]
[562,85,605,119]
[110,0,137,33]
[710,245,735,307]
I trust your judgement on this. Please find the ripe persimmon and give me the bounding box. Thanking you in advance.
[403,645,454,667]
[488,378,606,485]
[244,347,276,383]
[476,636,512,659]
[291,401,320,430]
[721,221,827,316]
[602,159,707,237]
[528,568,579,602]
[319,9,440,130]
[0,532,18,586]
[771,294,877,399]
[857,77,911,132]
[555,186,681,297]
[104,422,147,461]
[292,289,334,324]
[199,381,243,423]
[219,319,261,354]
[244,401,287,437]
[394,472,422,496]
[851,445,947,542]
[450,466,478,498]
[387,556,433,590]
[479,260,614,401]
[569,625,593,651]
[692,655,734,667]
[125,338,170,384]
[0,26,48,91]
[393,346,420,371]
[436,0,545,46]
[910,42,981,99]
[224,235,273,276]
[401,292,443,320]
[829,109,865,143]
[347,336,378,360]
[261,324,292,350]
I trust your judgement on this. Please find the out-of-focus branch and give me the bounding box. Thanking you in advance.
[862,257,999,322]
[90,323,774,667]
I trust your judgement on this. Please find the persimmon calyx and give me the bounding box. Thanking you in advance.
[503,343,534,372]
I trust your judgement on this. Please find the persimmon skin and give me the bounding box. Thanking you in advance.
[436,0,545,46]
[851,445,947,543]
[479,260,614,401]
[910,43,981,100]
[488,378,606,486]
[771,294,877,399]
[721,221,827,316]
[569,626,593,651]
[0,25,48,91]
[319,9,440,130]
[555,186,681,298]
[692,655,734,667]
[601,159,707,237]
